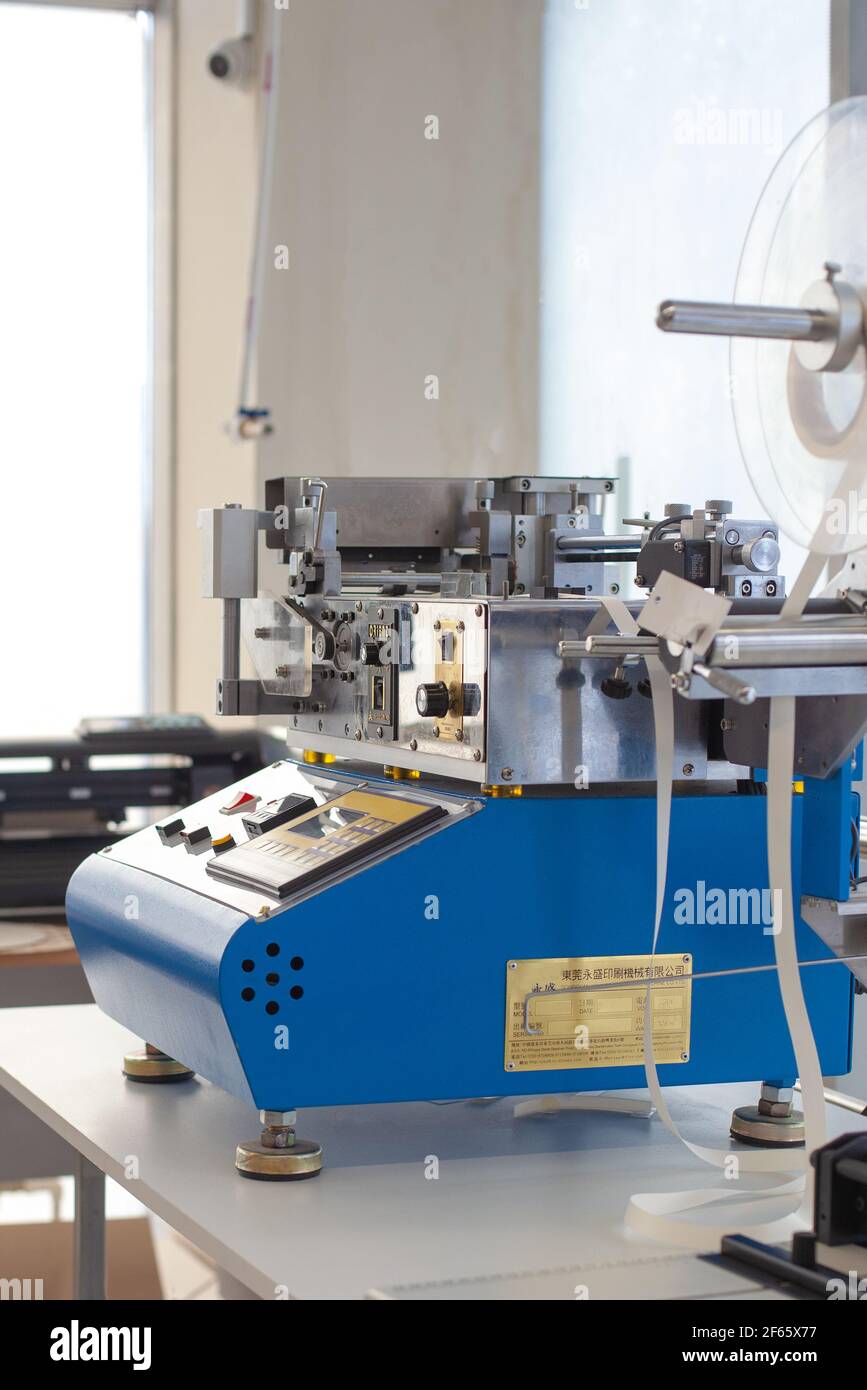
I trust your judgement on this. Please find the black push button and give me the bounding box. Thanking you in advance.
[156,818,184,844]
[181,824,211,847]
[242,794,317,837]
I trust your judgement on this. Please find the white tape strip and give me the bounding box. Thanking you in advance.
[766,694,827,1225]
[580,599,807,1247]
[621,460,867,1246]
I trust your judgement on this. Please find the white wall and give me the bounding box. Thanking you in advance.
[256,0,544,490]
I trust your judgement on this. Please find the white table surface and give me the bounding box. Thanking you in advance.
[1,1004,864,1300]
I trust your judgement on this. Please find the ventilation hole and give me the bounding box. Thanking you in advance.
[266,942,280,957]
[266,972,279,986]
[265,1000,279,1015]
[290,956,304,971]
[242,959,254,973]
[241,988,255,1002]
[290,985,304,1001]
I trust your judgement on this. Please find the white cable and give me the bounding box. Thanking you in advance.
[236,5,283,420]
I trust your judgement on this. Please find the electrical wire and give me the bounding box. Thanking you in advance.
[236,5,283,427]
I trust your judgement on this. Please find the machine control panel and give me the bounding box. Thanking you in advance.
[206,788,444,899]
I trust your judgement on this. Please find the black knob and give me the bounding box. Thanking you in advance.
[360,641,381,666]
[600,675,632,700]
[416,682,450,718]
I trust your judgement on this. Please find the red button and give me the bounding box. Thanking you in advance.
[220,790,260,815]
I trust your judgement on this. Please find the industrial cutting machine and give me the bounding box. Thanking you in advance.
[67,96,867,1180]
[66,469,860,1176]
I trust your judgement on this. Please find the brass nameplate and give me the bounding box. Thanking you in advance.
[434,618,463,740]
[504,953,692,1072]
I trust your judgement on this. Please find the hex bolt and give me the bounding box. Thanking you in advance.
[260,1109,296,1128]
[761,1084,793,1103]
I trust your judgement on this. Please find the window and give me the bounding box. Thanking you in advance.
[540,0,831,584]
[0,3,151,735]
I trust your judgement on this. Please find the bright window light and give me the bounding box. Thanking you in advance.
[540,0,831,585]
[0,3,149,736]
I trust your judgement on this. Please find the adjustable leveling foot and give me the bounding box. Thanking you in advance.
[730,1082,805,1147]
[235,1110,323,1181]
[123,1042,195,1084]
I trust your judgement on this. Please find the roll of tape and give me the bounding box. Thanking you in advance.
[733,98,867,554]
[787,346,867,460]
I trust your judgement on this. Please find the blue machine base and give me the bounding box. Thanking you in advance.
[67,783,853,1112]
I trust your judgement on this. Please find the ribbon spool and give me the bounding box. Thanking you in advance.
[732,97,867,554]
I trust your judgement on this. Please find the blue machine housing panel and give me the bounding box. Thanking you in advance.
[214,788,852,1110]
[67,854,254,1102]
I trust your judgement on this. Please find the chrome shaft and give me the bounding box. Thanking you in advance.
[656,298,836,343]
